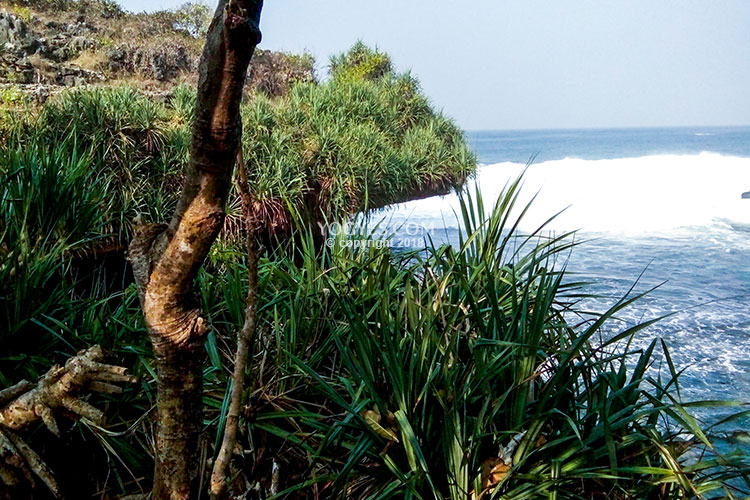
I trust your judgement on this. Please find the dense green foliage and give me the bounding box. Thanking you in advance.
[1,44,748,500]
[1,140,748,496]
[2,43,474,240]
[234,184,749,499]
[241,42,474,233]
[242,74,474,233]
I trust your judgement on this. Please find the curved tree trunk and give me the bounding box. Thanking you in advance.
[128,1,263,498]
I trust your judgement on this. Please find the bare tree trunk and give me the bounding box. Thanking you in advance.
[128,1,263,498]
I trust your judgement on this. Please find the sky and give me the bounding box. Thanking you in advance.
[118,0,750,131]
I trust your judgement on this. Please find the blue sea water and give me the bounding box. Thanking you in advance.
[467,126,750,164]
[382,126,750,437]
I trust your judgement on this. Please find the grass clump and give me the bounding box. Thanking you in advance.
[70,49,108,71]
[0,138,106,379]
[0,85,30,107]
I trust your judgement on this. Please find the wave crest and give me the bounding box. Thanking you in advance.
[386,152,750,237]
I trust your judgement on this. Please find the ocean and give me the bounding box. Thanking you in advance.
[380,126,750,435]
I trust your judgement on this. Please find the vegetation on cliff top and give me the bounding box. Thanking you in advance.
[0,0,314,88]
[2,42,475,244]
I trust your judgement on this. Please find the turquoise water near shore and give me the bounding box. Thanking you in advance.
[382,126,750,435]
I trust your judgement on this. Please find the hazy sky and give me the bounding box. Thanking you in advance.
[119,0,750,131]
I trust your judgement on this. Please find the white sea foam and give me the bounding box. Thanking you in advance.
[384,152,750,237]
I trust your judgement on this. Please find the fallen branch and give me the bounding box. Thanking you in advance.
[0,345,136,497]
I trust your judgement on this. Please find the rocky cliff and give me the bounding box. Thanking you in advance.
[0,0,314,100]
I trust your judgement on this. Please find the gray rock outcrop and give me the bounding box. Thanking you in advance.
[0,10,104,84]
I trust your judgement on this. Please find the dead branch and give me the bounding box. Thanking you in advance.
[210,149,261,500]
[0,345,136,498]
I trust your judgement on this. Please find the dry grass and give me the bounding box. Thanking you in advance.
[27,54,57,83]
[70,50,107,72]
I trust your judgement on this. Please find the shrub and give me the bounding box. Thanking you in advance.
[172,1,212,38]
[330,41,394,82]
[240,65,475,237]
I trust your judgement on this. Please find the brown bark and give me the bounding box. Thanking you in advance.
[127,1,263,499]
[209,152,261,499]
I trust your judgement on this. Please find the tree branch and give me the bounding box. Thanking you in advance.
[209,150,261,499]
[131,0,264,349]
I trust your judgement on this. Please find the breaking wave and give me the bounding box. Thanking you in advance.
[385,152,750,239]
